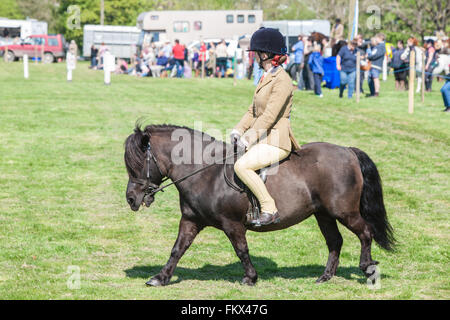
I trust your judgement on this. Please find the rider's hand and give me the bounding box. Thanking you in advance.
[230,131,241,145]
[230,130,247,151]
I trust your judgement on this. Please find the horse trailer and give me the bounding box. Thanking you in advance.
[262,20,331,53]
[136,10,263,47]
[82,25,140,59]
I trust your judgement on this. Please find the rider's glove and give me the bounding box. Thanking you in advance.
[230,130,247,151]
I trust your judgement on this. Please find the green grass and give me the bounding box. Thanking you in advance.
[0,61,448,299]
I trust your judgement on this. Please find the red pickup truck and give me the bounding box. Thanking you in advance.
[0,34,67,63]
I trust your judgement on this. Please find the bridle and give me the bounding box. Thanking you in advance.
[132,136,241,198]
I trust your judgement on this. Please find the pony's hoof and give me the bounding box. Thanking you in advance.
[241,276,257,286]
[146,276,165,287]
[316,274,333,283]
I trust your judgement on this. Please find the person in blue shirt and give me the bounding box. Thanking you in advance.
[308,44,324,97]
[291,35,305,90]
[336,39,358,98]
[367,34,386,97]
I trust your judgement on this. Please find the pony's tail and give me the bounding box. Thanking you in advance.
[350,147,396,251]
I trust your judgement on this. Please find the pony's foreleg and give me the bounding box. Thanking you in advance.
[223,222,258,285]
[146,216,201,286]
[314,212,343,283]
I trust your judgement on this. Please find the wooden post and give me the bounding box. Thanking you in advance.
[421,50,425,102]
[408,49,416,114]
[4,44,8,62]
[356,51,360,103]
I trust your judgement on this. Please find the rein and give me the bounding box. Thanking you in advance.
[140,141,240,197]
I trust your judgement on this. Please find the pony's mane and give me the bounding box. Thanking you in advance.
[143,123,219,143]
[124,123,225,178]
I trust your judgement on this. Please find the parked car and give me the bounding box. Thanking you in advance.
[0,34,67,63]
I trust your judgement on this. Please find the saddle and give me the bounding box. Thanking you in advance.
[224,163,271,227]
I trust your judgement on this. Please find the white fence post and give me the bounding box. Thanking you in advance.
[23,54,29,79]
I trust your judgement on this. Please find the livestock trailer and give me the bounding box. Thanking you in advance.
[82,24,140,59]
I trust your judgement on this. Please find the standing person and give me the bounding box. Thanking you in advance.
[90,45,98,69]
[230,27,301,227]
[292,34,305,90]
[367,34,386,97]
[206,42,216,77]
[291,35,305,88]
[424,39,437,92]
[336,39,358,98]
[172,39,185,78]
[199,41,207,76]
[302,37,314,90]
[308,44,324,97]
[192,47,200,77]
[216,39,228,78]
[98,42,107,64]
[401,37,423,93]
[330,18,344,42]
[392,40,408,91]
[440,69,450,112]
[356,34,367,94]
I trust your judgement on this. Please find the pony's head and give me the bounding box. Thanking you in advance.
[124,124,161,211]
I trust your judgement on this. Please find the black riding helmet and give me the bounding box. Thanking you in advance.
[248,27,287,55]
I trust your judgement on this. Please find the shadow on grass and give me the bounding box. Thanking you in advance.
[125,256,376,285]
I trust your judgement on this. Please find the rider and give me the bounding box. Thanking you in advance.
[230,27,301,227]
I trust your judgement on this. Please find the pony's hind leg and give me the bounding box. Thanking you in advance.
[314,212,343,283]
[338,213,379,278]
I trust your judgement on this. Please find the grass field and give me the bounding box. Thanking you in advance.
[0,60,448,300]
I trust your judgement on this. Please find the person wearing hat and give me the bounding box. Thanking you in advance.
[230,27,301,227]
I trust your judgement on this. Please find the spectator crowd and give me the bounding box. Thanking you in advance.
[86,22,449,112]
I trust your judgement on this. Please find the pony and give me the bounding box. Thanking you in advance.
[124,124,395,286]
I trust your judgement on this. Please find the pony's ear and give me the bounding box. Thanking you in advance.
[140,132,150,150]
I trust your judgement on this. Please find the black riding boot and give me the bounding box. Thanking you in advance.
[252,212,280,227]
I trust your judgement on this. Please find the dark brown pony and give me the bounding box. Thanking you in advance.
[124,124,395,286]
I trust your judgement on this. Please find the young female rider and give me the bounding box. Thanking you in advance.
[230,27,301,227]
